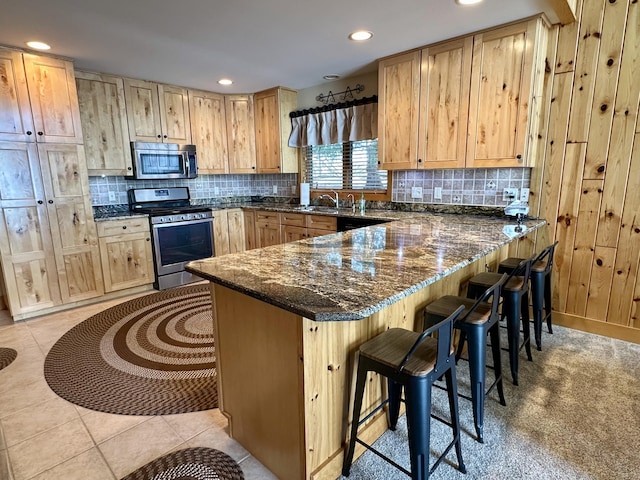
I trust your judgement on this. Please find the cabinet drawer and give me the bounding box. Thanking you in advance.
[280,212,306,227]
[306,215,337,232]
[97,217,150,237]
[255,211,280,224]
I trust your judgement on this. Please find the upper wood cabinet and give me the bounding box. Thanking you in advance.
[254,87,298,174]
[123,78,191,144]
[378,17,547,170]
[225,95,257,174]
[76,71,133,176]
[0,48,83,144]
[189,89,229,174]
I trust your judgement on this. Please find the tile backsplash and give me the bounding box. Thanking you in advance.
[89,174,298,206]
[391,168,531,206]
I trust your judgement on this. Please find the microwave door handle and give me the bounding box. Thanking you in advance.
[184,154,190,177]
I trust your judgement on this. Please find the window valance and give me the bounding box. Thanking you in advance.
[288,95,378,148]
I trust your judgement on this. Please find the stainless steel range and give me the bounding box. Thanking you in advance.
[128,187,214,290]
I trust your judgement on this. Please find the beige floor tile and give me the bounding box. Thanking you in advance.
[1,397,79,447]
[0,448,13,480]
[82,410,149,444]
[0,380,58,420]
[0,326,37,351]
[187,426,250,463]
[29,447,115,480]
[0,347,45,391]
[98,417,183,478]
[162,409,227,441]
[7,418,93,480]
[239,456,280,480]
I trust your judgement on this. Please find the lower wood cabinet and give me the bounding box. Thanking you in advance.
[213,208,246,256]
[97,217,153,292]
[243,210,257,251]
[255,211,281,248]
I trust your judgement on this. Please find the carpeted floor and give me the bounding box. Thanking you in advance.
[44,284,217,415]
[340,325,640,480]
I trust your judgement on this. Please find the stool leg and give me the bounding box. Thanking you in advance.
[465,325,486,443]
[521,291,533,361]
[388,378,402,430]
[488,322,506,406]
[544,271,553,333]
[531,272,544,350]
[455,330,467,361]
[405,378,431,480]
[444,366,466,473]
[342,360,369,477]
[503,295,519,386]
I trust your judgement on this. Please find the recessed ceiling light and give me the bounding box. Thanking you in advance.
[455,0,483,5]
[323,74,341,80]
[26,41,51,50]
[217,78,233,86]
[349,30,373,41]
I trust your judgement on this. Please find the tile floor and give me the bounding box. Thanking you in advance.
[0,292,278,480]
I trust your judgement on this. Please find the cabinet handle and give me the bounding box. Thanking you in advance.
[252,166,256,169]
[37,200,43,204]
[157,134,162,138]
[37,131,44,136]
[48,200,53,204]
[516,154,523,161]
[127,166,132,170]
[122,226,127,229]
[163,135,167,138]
[26,131,33,135]
[418,158,423,163]
[146,237,150,241]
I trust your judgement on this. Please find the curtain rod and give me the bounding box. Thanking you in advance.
[289,95,378,118]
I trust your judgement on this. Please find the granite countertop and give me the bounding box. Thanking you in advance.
[186,213,546,322]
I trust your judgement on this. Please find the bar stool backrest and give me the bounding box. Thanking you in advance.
[462,272,508,325]
[507,253,536,291]
[399,305,465,376]
[534,241,559,275]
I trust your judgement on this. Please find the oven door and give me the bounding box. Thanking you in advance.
[151,217,215,278]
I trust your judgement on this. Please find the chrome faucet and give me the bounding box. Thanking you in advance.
[319,191,340,209]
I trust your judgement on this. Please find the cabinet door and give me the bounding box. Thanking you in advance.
[38,144,104,303]
[225,95,256,173]
[281,225,307,243]
[0,50,35,142]
[124,78,163,142]
[378,51,421,170]
[189,90,228,174]
[256,221,281,248]
[243,210,257,251]
[0,142,61,314]
[254,89,280,173]
[22,54,83,144]
[418,38,472,169]
[213,209,230,256]
[466,21,536,167]
[76,72,133,176]
[158,84,191,143]
[227,209,246,254]
[99,232,153,292]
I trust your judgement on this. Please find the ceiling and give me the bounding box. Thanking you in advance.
[0,0,561,94]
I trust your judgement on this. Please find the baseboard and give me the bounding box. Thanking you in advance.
[553,311,640,345]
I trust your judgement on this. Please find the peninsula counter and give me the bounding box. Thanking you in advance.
[187,213,545,480]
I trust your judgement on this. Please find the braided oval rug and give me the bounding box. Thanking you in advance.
[0,347,17,370]
[44,284,217,415]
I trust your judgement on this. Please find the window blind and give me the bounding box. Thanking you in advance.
[304,139,387,191]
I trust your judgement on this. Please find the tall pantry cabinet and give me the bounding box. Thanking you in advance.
[0,47,103,318]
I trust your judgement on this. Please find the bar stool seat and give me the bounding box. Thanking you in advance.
[467,255,536,386]
[424,273,507,443]
[498,242,558,350]
[342,306,466,480]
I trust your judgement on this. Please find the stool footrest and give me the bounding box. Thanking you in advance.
[355,438,411,477]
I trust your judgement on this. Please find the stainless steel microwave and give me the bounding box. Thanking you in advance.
[131,142,197,180]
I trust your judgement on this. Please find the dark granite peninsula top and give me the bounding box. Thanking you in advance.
[187,214,545,321]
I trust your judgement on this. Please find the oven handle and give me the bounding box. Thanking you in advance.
[151,216,214,230]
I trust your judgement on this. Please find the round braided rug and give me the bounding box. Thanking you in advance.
[0,347,17,371]
[121,448,244,480]
[44,285,217,415]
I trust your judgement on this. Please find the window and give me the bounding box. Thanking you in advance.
[304,139,387,191]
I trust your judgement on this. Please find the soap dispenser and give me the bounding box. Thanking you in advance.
[359,193,366,214]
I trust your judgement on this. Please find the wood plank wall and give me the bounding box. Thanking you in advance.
[530,0,640,343]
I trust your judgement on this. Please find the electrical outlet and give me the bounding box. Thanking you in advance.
[108,191,116,202]
[520,188,530,202]
[291,185,297,195]
[433,187,442,200]
[503,188,518,201]
[411,186,423,199]
[272,185,278,194]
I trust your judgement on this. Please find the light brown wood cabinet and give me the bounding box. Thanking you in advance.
[225,95,256,173]
[212,208,246,256]
[0,48,83,144]
[97,217,153,292]
[254,87,298,174]
[243,210,257,251]
[123,78,191,144]
[0,142,104,316]
[378,17,547,170]
[188,90,229,174]
[76,71,133,176]
[255,211,281,247]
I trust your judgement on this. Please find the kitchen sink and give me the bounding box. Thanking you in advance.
[292,205,339,213]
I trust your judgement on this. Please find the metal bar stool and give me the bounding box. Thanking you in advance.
[342,306,466,480]
[466,255,535,386]
[498,242,558,350]
[423,273,507,443]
